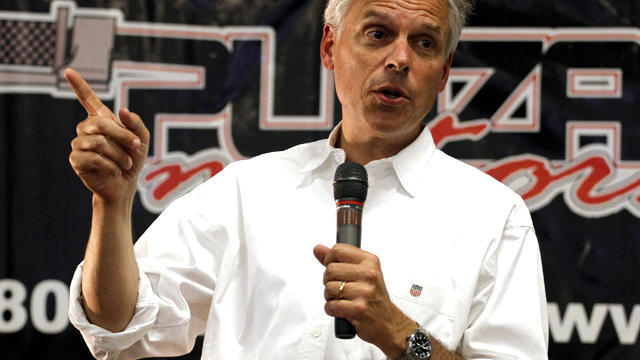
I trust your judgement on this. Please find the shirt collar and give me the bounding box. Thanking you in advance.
[387,126,436,197]
[298,122,345,174]
[298,123,436,197]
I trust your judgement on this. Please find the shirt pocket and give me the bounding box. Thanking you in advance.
[388,277,463,348]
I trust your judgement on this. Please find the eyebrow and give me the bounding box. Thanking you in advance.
[361,9,442,34]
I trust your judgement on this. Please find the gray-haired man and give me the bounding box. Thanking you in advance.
[67,0,548,359]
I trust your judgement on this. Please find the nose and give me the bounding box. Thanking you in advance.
[385,39,410,73]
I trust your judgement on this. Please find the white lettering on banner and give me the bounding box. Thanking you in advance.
[548,302,640,345]
[548,302,608,343]
[30,280,70,334]
[609,304,640,345]
[0,279,28,333]
[0,279,69,334]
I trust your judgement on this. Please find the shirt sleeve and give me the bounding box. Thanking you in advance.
[69,262,162,360]
[68,166,242,359]
[458,199,549,360]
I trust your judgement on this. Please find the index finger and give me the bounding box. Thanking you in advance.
[64,68,115,120]
[323,244,367,266]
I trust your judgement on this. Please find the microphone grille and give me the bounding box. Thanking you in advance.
[333,161,368,202]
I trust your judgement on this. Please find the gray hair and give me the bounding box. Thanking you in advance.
[324,0,473,56]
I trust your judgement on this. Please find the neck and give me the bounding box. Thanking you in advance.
[337,123,422,165]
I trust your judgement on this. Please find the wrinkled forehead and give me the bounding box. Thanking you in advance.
[345,0,450,34]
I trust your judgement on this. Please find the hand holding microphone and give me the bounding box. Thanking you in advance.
[313,162,418,355]
[332,161,369,338]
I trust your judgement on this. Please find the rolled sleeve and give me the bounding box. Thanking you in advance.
[67,169,235,359]
[68,262,161,360]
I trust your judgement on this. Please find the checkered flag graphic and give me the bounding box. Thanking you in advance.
[0,19,57,66]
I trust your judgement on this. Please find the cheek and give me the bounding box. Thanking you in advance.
[425,62,445,81]
[333,67,353,106]
[417,64,445,95]
[333,56,365,103]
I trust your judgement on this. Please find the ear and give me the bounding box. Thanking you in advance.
[437,53,454,93]
[320,24,336,70]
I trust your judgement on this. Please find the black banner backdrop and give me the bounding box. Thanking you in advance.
[1,0,639,359]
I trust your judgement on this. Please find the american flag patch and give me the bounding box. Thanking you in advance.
[410,284,423,297]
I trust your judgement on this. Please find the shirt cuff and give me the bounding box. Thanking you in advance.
[68,262,160,359]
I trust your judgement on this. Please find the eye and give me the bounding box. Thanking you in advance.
[366,29,385,40]
[418,38,433,49]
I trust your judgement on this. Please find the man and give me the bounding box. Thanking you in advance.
[68,0,548,359]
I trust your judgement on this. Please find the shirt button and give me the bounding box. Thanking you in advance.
[311,328,322,338]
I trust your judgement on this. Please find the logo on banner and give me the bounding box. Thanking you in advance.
[1,1,639,217]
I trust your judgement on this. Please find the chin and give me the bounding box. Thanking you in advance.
[365,119,415,138]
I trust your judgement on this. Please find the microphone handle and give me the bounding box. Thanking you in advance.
[335,223,361,339]
[335,317,357,339]
[337,224,361,247]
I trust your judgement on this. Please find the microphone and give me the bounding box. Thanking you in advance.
[332,161,368,339]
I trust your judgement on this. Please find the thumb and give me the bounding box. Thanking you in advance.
[313,244,330,266]
[119,108,149,146]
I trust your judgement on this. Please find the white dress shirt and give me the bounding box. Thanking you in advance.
[69,125,549,359]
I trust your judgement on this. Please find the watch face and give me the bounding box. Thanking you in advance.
[410,331,432,359]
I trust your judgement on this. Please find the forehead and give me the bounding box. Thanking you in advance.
[346,0,449,30]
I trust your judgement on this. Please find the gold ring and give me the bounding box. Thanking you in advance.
[338,281,346,299]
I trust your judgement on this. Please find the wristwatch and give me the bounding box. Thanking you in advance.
[397,323,432,360]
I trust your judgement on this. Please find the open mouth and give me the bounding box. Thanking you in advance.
[375,85,409,100]
[373,85,410,107]
[381,89,403,98]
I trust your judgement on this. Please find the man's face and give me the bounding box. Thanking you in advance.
[321,0,452,143]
